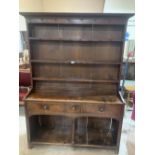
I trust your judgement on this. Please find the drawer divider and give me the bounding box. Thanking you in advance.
[86,117,88,145]
[72,117,75,144]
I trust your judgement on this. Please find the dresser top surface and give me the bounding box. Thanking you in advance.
[26,91,122,104]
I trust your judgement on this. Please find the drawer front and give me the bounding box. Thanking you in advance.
[65,103,82,113]
[84,103,123,118]
[26,102,64,115]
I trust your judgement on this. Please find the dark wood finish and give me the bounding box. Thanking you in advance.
[21,12,133,152]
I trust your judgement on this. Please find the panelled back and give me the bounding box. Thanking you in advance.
[33,81,118,97]
[30,41,122,62]
[29,24,124,41]
[32,63,119,80]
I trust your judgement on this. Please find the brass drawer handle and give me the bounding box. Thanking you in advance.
[98,106,105,112]
[43,104,49,110]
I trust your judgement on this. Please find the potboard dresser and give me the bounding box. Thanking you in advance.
[21,12,133,153]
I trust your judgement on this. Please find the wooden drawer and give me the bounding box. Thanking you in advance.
[84,103,123,119]
[65,103,82,113]
[26,102,64,115]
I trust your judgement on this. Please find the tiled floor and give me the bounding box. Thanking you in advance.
[19,106,134,155]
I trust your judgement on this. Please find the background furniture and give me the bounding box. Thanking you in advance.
[21,12,133,152]
[19,69,31,105]
[120,80,135,110]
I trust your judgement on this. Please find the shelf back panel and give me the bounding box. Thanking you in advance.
[29,24,124,41]
[30,41,122,62]
[33,81,117,97]
[32,63,119,80]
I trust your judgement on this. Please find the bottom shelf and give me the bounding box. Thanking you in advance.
[74,117,118,146]
[29,115,119,147]
[88,129,115,146]
[32,127,72,144]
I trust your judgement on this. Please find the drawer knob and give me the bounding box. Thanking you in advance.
[43,104,48,110]
[99,106,105,112]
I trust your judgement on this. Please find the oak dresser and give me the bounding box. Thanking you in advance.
[21,12,133,153]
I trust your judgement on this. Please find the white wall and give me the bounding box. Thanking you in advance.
[19,0,104,13]
[19,15,26,31]
[19,0,43,12]
[104,0,135,13]
[42,0,104,13]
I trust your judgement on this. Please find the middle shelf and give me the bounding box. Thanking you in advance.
[31,59,121,65]
[32,77,120,84]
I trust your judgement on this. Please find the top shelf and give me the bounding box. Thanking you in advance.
[29,37,123,43]
[28,22,125,27]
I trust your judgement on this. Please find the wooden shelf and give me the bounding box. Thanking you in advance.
[29,37,123,43]
[31,60,121,65]
[29,22,125,26]
[27,91,122,103]
[32,127,72,144]
[32,77,119,84]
